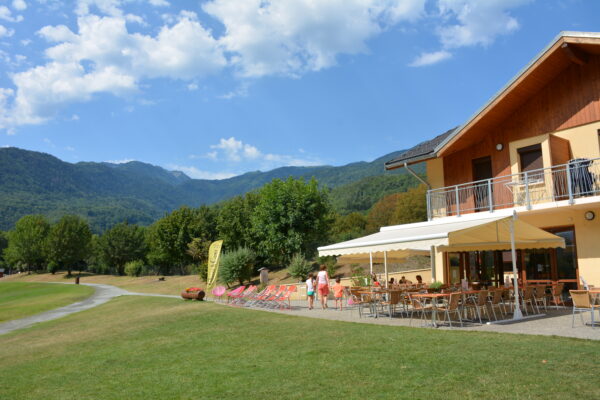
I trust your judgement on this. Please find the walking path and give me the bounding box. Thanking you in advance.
[0,283,179,335]
[3,282,599,340]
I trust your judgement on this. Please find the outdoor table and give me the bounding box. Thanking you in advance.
[589,289,600,305]
[357,290,387,318]
[410,292,449,327]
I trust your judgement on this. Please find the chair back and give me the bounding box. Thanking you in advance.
[523,287,534,300]
[552,283,564,297]
[476,290,488,306]
[388,290,401,305]
[570,290,591,308]
[448,293,461,310]
[409,294,426,310]
[490,289,503,305]
[227,286,245,297]
[212,286,226,297]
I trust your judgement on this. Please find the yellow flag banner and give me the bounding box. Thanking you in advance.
[206,240,223,290]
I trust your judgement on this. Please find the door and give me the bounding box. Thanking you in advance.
[472,156,493,211]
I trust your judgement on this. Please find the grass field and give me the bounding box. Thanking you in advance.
[0,296,599,399]
[0,282,94,322]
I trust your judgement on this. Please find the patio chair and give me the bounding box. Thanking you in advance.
[437,292,463,327]
[464,290,490,324]
[487,289,506,320]
[521,287,538,315]
[408,294,432,326]
[532,285,548,312]
[548,283,566,309]
[263,286,287,308]
[570,290,597,328]
[233,285,257,305]
[247,285,275,307]
[380,290,402,319]
[226,286,245,304]
[274,285,297,310]
[211,286,226,302]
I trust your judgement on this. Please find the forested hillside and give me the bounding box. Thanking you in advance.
[0,147,423,231]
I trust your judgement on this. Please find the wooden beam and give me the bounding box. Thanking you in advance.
[561,43,589,65]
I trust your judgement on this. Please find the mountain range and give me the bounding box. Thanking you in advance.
[0,147,422,232]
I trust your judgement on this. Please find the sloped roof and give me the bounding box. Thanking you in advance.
[384,127,456,169]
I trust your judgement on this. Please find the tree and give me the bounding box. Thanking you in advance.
[0,231,8,269]
[147,206,217,275]
[46,215,92,276]
[186,237,211,281]
[250,178,332,266]
[392,184,428,224]
[98,222,148,275]
[330,212,367,242]
[366,193,402,233]
[4,215,50,272]
[288,253,313,281]
[217,194,258,251]
[220,247,256,286]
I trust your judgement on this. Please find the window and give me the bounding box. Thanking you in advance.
[518,144,543,172]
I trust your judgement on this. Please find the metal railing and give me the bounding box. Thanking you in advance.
[427,158,600,219]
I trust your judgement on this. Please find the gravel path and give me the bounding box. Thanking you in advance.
[0,283,180,335]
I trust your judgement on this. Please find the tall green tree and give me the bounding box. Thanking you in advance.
[250,178,332,266]
[98,222,148,275]
[4,215,50,272]
[365,193,402,233]
[392,185,428,224]
[330,212,367,242]
[46,215,92,276]
[220,247,256,286]
[0,231,8,268]
[147,206,217,275]
[216,193,258,251]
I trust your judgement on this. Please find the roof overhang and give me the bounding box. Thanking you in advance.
[435,31,600,157]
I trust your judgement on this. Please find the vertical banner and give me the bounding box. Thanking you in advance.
[206,240,223,290]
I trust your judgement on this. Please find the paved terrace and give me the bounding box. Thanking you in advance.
[234,299,600,341]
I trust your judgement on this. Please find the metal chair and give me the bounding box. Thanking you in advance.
[570,290,597,328]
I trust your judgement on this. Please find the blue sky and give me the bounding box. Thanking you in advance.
[0,0,598,179]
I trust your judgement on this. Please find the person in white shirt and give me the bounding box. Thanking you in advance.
[306,272,316,310]
[316,265,330,309]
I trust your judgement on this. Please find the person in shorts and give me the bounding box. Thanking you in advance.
[317,265,330,309]
[306,272,316,310]
[332,277,344,311]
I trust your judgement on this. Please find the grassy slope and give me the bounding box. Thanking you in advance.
[0,296,599,399]
[0,282,94,322]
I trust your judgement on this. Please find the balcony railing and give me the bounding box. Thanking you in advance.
[427,158,600,219]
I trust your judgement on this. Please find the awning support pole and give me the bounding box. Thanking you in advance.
[369,251,373,275]
[430,246,436,282]
[384,251,388,288]
[510,211,523,320]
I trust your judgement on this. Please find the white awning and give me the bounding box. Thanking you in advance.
[337,249,430,264]
[318,214,565,257]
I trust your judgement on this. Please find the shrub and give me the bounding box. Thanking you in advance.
[288,254,313,281]
[220,248,256,286]
[198,262,208,281]
[124,260,144,277]
[47,261,59,275]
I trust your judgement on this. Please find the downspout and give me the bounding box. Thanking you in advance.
[403,163,431,189]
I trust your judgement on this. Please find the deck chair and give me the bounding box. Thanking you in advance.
[226,286,245,303]
[250,285,276,307]
[233,285,257,305]
[263,286,287,308]
[274,285,297,309]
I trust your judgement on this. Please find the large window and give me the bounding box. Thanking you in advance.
[518,143,543,172]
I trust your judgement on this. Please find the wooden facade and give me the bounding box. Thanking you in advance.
[442,54,600,188]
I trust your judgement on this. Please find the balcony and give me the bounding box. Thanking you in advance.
[427,158,600,219]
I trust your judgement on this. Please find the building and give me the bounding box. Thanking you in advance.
[320,31,600,291]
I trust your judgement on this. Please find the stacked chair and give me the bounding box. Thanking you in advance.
[223,284,297,310]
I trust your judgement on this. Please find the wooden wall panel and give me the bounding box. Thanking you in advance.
[549,135,572,166]
[443,55,600,187]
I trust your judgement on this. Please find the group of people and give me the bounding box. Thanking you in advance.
[305,266,425,311]
[305,265,345,311]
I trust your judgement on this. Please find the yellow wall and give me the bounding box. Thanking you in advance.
[553,120,600,159]
[426,158,445,189]
[519,205,600,287]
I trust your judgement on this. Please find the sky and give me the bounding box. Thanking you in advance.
[0,0,599,179]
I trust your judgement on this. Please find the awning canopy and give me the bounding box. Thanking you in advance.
[318,214,565,257]
[337,249,430,265]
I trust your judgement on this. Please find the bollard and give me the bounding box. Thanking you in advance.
[75,276,80,284]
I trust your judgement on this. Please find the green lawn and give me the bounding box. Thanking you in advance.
[0,296,599,399]
[0,282,94,322]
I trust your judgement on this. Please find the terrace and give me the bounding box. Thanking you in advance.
[427,157,600,219]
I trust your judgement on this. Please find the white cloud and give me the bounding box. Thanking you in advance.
[167,164,236,180]
[436,0,530,48]
[207,137,322,169]
[0,25,14,38]
[20,39,31,46]
[65,145,75,151]
[1,12,225,130]
[203,0,426,77]
[106,158,135,164]
[409,50,452,67]
[0,5,23,22]
[187,82,198,91]
[12,0,27,11]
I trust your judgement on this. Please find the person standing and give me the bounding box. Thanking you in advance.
[306,272,316,310]
[317,265,330,309]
